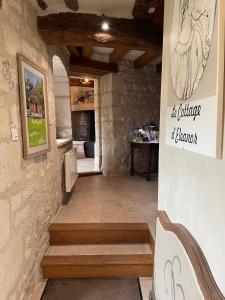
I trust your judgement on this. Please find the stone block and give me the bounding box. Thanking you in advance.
[14,206,30,227]
[0,235,23,299]
[0,200,10,250]
[0,106,10,143]
[2,23,21,55]
[10,104,19,128]
[10,192,22,212]
[21,39,38,62]
[0,143,21,193]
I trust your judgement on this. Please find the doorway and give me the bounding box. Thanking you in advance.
[70,77,101,174]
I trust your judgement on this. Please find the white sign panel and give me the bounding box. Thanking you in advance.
[165,0,225,158]
[166,97,217,157]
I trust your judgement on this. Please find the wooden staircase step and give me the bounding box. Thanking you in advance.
[49,223,151,245]
[42,254,153,279]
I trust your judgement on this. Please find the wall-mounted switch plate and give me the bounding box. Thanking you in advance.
[11,128,19,141]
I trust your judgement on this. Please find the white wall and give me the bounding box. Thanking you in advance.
[53,56,72,139]
[158,0,225,294]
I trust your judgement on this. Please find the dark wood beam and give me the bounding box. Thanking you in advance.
[70,78,94,88]
[67,46,80,57]
[70,55,118,77]
[132,0,164,28]
[37,13,163,51]
[133,50,161,69]
[82,46,93,59]
[110,48,129,64]
[36,0,48,10]
[64,0,79,11]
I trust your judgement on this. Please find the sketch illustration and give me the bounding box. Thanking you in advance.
[170,0,217,100]
[164,256,186,300]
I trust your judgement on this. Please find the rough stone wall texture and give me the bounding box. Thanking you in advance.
[0,1,69,299]
[94,78,102,170]
[100,74,114,174]
[101,61,161,176]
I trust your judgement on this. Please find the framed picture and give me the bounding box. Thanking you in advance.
[165,0,225,158]
[17,54,50,159]
[70,78,95,112]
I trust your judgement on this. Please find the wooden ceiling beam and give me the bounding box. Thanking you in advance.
[110,48,129,64]
[82,46,93,59]
[133,50,161,69]
[64,0,79,11]
[36,0,48,10]
[132,0,164,28]
[70,55,118,77]
[70,78,94,88]
[37,13,163,51]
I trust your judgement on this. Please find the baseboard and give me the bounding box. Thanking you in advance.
[78,171,103,177]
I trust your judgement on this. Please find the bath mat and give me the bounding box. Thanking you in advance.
[41,278,143,300]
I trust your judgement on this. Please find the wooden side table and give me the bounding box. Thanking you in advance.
[130,141,159,181]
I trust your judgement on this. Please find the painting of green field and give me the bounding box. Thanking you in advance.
[28,117,47,147]
[25,68,47,148]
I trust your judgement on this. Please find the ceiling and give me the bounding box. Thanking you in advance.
[33,0,164,76]
[30,0,136,18]
[92,47,145,62]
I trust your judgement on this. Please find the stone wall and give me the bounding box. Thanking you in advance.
[101,61,161,175]
[0,1,69,299]
[94,78,102,170]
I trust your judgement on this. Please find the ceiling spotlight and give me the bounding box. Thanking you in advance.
[148,6,156,14]
[102,21,109,31]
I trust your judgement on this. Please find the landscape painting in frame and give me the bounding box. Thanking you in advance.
[165,0,225,158]
[17,55,50,159]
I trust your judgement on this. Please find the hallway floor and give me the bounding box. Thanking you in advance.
[55,175,158,237]
[54,175,157,300]
[77,158,100,174]
[32,175,157,300]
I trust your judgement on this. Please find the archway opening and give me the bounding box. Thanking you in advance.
[52,55,72,140]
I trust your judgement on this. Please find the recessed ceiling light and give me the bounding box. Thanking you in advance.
[102,21,109,31]
[84,78,89,83]
[149,7,156,14]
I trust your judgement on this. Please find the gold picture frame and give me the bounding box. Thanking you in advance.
[17,54,51,159]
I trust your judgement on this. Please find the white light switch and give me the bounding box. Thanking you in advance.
[11,128,19,141]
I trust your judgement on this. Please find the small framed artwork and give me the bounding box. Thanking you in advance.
[17,54,50,159]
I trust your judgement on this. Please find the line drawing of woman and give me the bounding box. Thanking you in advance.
[170,0,216,100]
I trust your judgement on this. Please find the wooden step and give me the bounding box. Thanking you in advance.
[42,254,153,279]
[49,223,151,245]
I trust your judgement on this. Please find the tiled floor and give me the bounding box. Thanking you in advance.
[55,175,158,236]
[77,158,100,173]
